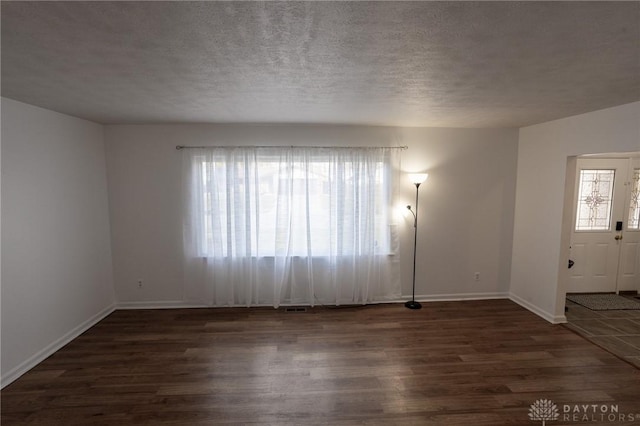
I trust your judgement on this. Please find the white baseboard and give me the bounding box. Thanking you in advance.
[117,294,512,309]
[117,294,511,309]
[1,304,116,389]
[116,300,208,310]
[409,292,510,302]
[509,292,567,324]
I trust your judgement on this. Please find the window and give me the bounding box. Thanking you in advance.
[628,168,640,230]
[575,169,616,231]
[188,148,396,258]
[182,146,402,307]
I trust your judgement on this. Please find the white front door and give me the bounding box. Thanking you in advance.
[617,158,640,292]
[567,158,631,293]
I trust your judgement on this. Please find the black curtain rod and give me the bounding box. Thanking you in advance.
[176,145,408,150]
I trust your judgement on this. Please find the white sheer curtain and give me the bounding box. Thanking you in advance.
[182,146,401,307]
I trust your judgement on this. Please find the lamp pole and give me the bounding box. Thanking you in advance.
[405,173,427,310]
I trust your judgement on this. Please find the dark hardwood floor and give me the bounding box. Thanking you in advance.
[2,299,640,425]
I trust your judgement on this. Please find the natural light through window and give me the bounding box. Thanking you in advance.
[628,168,640,230]
[192,150,393,258]
[182,146,402,307]
[575,169,615,231]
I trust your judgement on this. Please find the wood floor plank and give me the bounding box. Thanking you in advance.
[2,300,640,425]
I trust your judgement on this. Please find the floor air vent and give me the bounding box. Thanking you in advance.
[284,307,307,312]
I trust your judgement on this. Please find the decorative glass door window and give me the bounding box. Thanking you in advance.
[628,168,640,230]
[575,169,616,231]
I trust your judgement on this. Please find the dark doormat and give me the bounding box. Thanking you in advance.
[566,293,640,311]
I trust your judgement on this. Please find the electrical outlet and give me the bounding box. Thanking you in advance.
[474,272,480,282]
[137,279,143,288]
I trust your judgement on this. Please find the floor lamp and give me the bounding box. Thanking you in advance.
[405,173,428,310]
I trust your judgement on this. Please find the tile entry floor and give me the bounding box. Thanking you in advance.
[564,297,640,368]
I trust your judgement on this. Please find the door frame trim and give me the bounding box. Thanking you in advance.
[557,153,640,317]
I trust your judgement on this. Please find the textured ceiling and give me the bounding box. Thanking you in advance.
[1,1,639,127]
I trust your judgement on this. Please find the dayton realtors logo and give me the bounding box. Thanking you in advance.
[529,399,638,424]
[529,399,559,425]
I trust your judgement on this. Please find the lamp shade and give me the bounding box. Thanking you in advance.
[408,173,429,185]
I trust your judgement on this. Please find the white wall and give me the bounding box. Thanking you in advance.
[510,101,640,323]
[104,124,518,306]
[1,98,115,386]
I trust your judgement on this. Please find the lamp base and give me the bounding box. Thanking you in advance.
[404,300,422,310]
